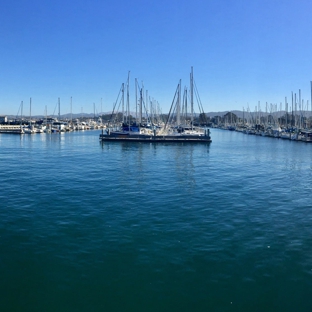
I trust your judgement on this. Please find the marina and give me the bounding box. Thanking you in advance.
[3,1,312,310]
[216,125,312,143]
[209,89,312,143]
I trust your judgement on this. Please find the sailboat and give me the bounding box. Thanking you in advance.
[161,67,210,138]
[24,98,35,134]
[100,69,211,142]
[103,72,154,137]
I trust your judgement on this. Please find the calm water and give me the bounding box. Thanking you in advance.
[1,129,312,311]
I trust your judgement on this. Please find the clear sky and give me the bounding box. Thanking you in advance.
[1,0,312,116]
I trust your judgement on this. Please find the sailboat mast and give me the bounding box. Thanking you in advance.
[291,92,294,127]
[29,97,32,127]
[150,96,152,124]
[122,83,125,124]
[45,105,47,124]
[310,81,312,120]
[285,97,287,127]
[127,71,130,125]
[58,97,61,121]
[135,79,138,123]
[177,79,181,126]
[100,97,103,127]
[70,96,72,126]
[21,101,23,127]
[139,88,142,124]
[294,93,297,128]
[299,89,301,129]
[190,67,194,129]
[185,87,188,125]
[146,89,148,124]
[140,82,143,124]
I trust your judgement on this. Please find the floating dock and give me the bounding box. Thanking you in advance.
[99,129,212,143]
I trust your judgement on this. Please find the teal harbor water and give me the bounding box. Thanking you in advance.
[1,129,312,311]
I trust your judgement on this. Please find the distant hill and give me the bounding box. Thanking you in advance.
[5,109,312,119]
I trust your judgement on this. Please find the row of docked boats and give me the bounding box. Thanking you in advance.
[0,120,106,134]
[219,124,312,142]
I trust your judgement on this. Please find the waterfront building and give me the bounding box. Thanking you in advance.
[0,116,8,123]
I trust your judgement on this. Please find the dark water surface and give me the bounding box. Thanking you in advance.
[1,129,312,311]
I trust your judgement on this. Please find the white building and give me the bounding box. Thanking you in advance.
[0,116,8,123]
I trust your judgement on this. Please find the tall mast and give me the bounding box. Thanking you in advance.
[21,101,23,127]
[127,71,130,125]
[299,89,301,128]
[100,98,102,116]
[135,78,138,123]
[150,96,152,124]
[285,97,287,128]
[295,93,297,128]
[140,81,144,124]
[100,98,103,126]
[122,83,125,123]
[310,81,312,120]
[185,87,188,124]
[45,105,47,124]
[291,92,294,127]
[177,79,181,126]
[308,100,309,128]
[190,67,194,129]
[58,97,60,121]
[139,87,142,124]
[146,89,148,124]
[70,96,72,126]
[29,97,32,127]
[301,100,304,128]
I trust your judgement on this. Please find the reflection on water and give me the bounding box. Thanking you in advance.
[100,141,210,190]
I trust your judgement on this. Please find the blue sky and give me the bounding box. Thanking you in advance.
[1,0,312,116]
